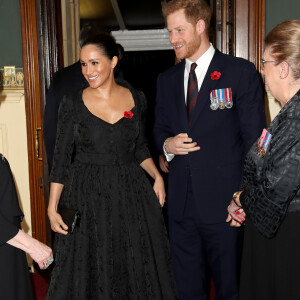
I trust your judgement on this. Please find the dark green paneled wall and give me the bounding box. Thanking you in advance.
[0,0,23,68]
[0,0,298,67]
[266,0,300,34]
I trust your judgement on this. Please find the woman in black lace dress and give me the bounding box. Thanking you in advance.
[226,20,300,299]
[46,34,178,299]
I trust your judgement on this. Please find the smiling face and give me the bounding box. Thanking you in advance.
[80,44,117,89]
[167,9,203,61]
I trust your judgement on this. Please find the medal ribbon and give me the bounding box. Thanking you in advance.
[256,129,272,157]
[225,88,232,105]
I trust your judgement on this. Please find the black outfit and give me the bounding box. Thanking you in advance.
[43,61,87,172]
[46,81,178,299]
[0,154,34,300]
[239,90,300,300]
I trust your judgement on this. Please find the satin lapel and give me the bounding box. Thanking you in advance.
[173,61,189,131]
[190,49,225,131]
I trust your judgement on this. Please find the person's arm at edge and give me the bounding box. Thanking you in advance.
[7,229,53,270]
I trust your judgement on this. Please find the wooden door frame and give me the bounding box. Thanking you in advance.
[235,0,265,69]
[214,0,265,70]
[19,0,63,246]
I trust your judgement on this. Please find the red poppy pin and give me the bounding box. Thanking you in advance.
[210,71,221,80]
[124,111,134,119]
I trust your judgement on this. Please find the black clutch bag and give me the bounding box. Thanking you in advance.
[59,207,80,234]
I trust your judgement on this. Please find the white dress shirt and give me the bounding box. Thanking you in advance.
[164,44,215,161]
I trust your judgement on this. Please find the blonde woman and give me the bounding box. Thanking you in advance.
[227,20,300,300]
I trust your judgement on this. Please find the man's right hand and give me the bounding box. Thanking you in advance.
[165,133,200,155]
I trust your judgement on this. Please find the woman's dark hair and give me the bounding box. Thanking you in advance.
[79,23,106,48]
[81,33,124,63]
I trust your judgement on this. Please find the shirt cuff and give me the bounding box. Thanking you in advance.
[163,138,175,162]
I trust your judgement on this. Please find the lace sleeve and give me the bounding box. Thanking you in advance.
[49,95,75,184]
[134,91,151,164]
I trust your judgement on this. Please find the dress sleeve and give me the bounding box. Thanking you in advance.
[135,91,151,164]
[0,159,20,245]
[240,130,300,238]
[49,94,75,184]
[0,212,19,246]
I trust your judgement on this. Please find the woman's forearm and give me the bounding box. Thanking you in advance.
[140,158,162,180]
[48,182,64,212]
[7,229,53,269]
[7,229,36,253]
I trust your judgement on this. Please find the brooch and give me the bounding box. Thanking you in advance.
[210,71,221,80]
[124,111,134,119]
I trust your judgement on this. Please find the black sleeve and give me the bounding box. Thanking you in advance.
[0,159,20,245]
[241,130,300,238]
[49,95,75,184]
[135,91,151,164]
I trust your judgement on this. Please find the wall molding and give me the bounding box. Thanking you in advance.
[111,29,173,51]
[0,91,24,103]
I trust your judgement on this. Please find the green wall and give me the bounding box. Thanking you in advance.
[0,0,23,68]
[0,0,299,67]
[266,0,300,34]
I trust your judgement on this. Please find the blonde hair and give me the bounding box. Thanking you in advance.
[265,20,300,80]
[162,0,211,32]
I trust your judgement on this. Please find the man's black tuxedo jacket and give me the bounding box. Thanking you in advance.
[153,49,266,223]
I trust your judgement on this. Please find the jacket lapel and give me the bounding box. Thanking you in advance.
[190,49,225,131]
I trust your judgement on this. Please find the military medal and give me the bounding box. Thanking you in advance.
[256,129,272,158]
[218,102,225,109]
[210,88,233,110]
[256,129,266,151]
[217,89,226,109]
[210,91,219,110]
[225,88,233,108]
[210,100,219,110]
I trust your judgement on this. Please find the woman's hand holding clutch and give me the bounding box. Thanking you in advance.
[48,208,69,235]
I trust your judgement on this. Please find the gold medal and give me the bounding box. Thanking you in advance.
[219,102,225,109]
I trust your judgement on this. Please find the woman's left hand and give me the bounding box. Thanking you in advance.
[226,200,246,225]
[153,175,166,207]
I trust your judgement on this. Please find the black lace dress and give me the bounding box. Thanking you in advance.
[46,81,178,300]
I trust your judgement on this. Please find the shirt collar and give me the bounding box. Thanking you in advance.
[185,43,215,73]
